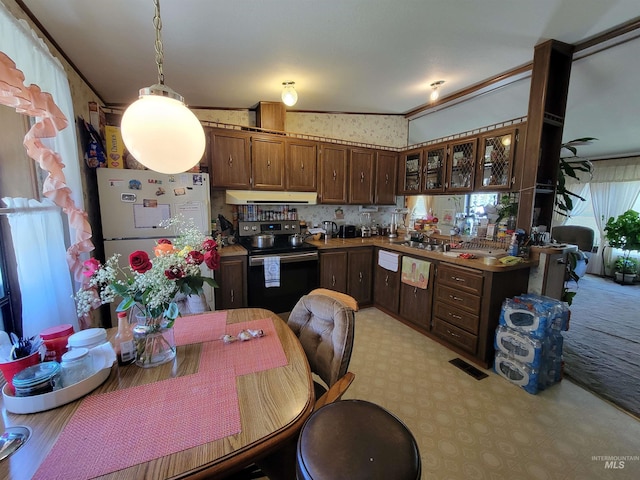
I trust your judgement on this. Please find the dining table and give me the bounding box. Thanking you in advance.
[0,308,314,480]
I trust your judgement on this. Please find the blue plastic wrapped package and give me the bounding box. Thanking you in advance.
[499,294,569,337]
[538,354,563,390]
[494,352,540,394]
[494,325,543,368]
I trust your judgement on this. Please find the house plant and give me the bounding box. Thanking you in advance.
[555,137,596,217]
[604,209,640,285]
[75,217,219,367]
[613,256,638,284]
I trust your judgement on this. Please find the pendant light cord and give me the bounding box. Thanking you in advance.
[153,0,164,86]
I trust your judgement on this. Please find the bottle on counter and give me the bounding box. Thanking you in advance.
[114,311,136,366]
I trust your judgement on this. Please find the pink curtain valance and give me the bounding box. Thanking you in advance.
[0,51,94,282]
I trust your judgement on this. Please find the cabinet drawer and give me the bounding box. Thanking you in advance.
[435,284,481,314]
[437,263,483,295]
[432,318,478,355]
[433,302,479,334]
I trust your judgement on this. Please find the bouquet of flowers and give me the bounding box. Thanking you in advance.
[75,217,219,327]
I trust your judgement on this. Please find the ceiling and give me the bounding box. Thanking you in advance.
[17,0,640,159]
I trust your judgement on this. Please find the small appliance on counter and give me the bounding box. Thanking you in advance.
[338,225,357,238]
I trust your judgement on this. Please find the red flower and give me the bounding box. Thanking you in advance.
[165,265,186,280]
[203,239,218,252]
[204,249,220,270]
[186,250,204,265]
[157,238,173,245]
[129,251,152,273]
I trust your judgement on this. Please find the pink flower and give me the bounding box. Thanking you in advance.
[82,258,101,278]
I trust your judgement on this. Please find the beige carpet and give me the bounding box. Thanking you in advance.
[343,307,640,479]
[562,274,640,417]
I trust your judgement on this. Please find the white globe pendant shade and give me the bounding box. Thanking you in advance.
[281,82,298,107]
[121,89,206,174]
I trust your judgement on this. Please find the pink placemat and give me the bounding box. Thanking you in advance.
[198,318,289,375]
[174,310,227,346]
[33,367,240,480]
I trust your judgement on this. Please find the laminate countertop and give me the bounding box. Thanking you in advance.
[305,237,537,273]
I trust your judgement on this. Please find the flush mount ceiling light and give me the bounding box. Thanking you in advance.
[281,81,298,107]
[121,0,205,174]
[429,80,445,102]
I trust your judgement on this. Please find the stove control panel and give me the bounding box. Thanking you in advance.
[238,221,301,237]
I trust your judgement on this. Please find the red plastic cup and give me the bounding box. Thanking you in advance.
[0,351,41,395]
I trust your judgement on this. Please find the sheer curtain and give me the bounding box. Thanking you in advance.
[551,181,591,227]
[587,158,640,276]
[1,198,78,336]
[1,2,92,332]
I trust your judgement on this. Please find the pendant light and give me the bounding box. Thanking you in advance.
[430,80,445,102]
[281,81,298,107]
[121,0,205,174]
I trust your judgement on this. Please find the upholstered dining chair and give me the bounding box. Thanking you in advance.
[250,293,357,480]
[287,292,356,401]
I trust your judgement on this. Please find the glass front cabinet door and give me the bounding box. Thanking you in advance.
[446,138,477,192]
[423,145,446,193]
[477,128,517,191]
[398,148,423,194]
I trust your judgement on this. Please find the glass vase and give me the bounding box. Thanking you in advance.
[132,314,176,368]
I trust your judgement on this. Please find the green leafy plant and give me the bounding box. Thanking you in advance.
[614,256,638,274]
[495,194,518,224]
[605,209,640,281]
[555,137,596,217]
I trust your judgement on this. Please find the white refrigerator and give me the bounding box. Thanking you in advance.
[96,168,214,324]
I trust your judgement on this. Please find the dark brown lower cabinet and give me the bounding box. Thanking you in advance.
[399,262,434,330]
[319,250,348,294]
[347,248,373,306]
[215,256,247,310]
[373,262,400,314]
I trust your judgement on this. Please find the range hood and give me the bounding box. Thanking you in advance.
[225,190,317,205]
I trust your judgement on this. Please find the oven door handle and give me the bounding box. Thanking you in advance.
[249,251,318,267]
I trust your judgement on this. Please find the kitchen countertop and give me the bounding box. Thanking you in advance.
[306,237,536,272]
[218,244,248,257]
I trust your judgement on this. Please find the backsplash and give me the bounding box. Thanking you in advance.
[211,190,405,234]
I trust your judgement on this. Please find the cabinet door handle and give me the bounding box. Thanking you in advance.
[333,170,337,180]
[385,173,389,185]
[359,272,363,283]
[451,276,466,283]
[385,274,389,286]
[449,312,463,320]
[449,294,463,302]
[228,155,233,166]
[446,329,461,339]
[301,162,305,171]
[332,275,336,287]
[230,289,234,303]
[413,286,418,296]
[360,172,365,183]
[267,160,271,168]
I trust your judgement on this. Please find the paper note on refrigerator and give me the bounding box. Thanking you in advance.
[133,204,170,228]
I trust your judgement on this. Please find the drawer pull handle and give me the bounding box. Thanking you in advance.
[447,329,461,339]
[449,294,463,302]
[451,276,465,283]
[449,313,462,320]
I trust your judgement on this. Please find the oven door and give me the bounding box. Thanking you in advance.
[248,251,319,313]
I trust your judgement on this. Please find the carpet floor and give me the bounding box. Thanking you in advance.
[562,274,640,418]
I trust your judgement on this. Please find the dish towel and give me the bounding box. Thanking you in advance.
[378,250,399,272]
[264,256,281,288]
